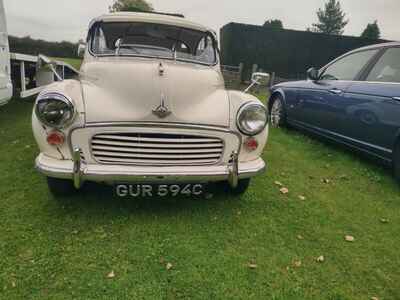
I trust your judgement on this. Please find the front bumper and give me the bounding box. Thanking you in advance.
[35,151,266,189]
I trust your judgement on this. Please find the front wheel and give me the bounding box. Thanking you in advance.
[221,179,251,195]
[270,95,286,127]
[47,177,77,197]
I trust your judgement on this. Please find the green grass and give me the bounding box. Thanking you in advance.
[52,57,82,70]
[1,98,400,300]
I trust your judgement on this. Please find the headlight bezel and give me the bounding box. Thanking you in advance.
[35,93,75,129]
[236,102,269,136]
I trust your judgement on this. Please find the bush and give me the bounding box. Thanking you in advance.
[8,36,78,58]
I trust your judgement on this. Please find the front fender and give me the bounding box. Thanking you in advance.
[227,90,269,163]
[32,79,85,160]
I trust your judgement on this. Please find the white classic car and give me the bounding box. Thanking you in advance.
[33,12,269,197]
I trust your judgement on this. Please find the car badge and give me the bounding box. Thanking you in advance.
[152,94,172,118]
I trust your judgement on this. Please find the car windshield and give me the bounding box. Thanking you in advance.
[89,22,217,65]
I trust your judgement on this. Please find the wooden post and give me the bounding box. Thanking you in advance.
[251,64,258,75]
[20,61,26,92]
[270,72,276,88]
[238,63,244,82]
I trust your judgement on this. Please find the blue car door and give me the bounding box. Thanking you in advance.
[295,49,380,135]
[340,47,400,160]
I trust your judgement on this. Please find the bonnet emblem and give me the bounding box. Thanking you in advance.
[152,94,171,118]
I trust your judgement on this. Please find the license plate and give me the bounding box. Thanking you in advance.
[115,183,205,198]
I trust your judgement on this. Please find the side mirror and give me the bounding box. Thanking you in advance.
[36,55,63,82]
[244,72,270,93]
[307,67,320,81]
[77,43,86,58]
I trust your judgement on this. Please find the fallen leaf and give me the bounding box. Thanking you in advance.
[345,235,355,242]
[298,195,306,201]
[371,297,379,300]
[11,281,16,288]
[380,218,389,224]
[107,270,115,279]
[248,263,258,269]
[166,263,173,270]
[322,178,330,184]
[297,235,304,240]
[316,256,324,263]
[293,260,302,268]
[280,187,289,194]
[274,181,283,187]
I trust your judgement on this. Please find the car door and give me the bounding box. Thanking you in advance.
[341,46,400,160]
[294,49,380,135]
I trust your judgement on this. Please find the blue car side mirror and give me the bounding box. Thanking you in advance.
[307,67,320,81]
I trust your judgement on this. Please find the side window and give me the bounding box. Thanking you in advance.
[321,49,379,81]
[366,48,400,83]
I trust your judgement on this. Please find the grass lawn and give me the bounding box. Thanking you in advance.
[52,57,82,70]
[1,97,400,300]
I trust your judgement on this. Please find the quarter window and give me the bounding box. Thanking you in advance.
[366,48,400,83]
[320,49,378,81]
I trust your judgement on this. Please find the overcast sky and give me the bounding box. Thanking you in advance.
[4,0,400,42]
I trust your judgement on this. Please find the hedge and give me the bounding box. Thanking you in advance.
[8,36,78,59]
[220,23,390,80]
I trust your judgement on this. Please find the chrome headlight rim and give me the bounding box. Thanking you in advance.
[35,93,76,129]
[236,102,269,136]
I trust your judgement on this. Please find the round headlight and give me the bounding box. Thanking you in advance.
[35,93,75,128]
[237,103,268,136]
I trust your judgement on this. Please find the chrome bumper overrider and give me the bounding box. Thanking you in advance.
[36,149,266,189]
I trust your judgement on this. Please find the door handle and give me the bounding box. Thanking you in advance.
[392,97,400,102]
[329,89,343,95]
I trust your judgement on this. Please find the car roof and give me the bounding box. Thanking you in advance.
[90,12,213,33]
[350,41,400,53]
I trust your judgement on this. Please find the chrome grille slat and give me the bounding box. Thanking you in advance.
[95,134,221,143]
[95,157,219,165]
[92,139,223,149]
[91,132,224,166]
[93,151,221,159]
[92,145,222,154]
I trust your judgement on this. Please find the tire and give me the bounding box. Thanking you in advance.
[47,177,76,197]
[221,178,251,195]
[269,95,286,127]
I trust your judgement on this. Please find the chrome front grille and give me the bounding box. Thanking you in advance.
[91,132,224,165]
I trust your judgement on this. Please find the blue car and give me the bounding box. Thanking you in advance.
[269,42,400,180]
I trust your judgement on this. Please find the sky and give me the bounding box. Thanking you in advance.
[4,0,400,42]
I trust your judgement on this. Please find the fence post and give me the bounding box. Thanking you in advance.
[270,72,276,88]
[238,63,244,82]
[251,64,258,75]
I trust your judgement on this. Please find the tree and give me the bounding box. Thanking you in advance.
[263,19,283,30]
[311,0,348,35]
[109,0,153,13]
[361,21,381,40]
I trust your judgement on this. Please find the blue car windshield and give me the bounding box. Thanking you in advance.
[90,22,217,65]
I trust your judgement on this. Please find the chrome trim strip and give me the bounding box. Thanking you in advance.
[84,121,230,129]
